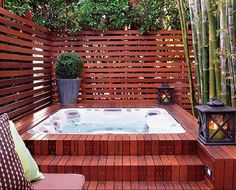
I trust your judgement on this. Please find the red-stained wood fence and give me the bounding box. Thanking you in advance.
[52,30,196,111]
[0,8,53,120]
[0,7,197,120]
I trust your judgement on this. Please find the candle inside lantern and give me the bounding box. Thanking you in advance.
[209,120,225,140]
[162,94,170,103]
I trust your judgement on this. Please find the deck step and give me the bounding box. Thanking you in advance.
[34,155,204,181]
[82,181,212,190]
[25,134,197,156]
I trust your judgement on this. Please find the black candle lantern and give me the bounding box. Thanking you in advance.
[157,83,174,105]
[195,98,236,145]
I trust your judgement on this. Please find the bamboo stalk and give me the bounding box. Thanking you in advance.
[227,0,236,106]
[233,0,236,39]
[206,0,221,99]
[177,0,196,115]
[226,34,233,105]
[220,0,228,103]
[200,0,209,104]
[189,0,202,103]
[194,0,204,103]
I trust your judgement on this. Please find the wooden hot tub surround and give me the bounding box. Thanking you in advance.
[14,103,223,190]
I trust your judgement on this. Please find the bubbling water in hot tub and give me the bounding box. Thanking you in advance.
[30,108,185,134]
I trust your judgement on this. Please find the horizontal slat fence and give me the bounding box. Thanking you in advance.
[0,7,197,116]
[52,30,197,111]
[0,8,53,120]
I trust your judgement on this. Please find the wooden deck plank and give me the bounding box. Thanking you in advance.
[129,134,137,156]
[105,181,114,190]
[106,156,115,181]
[82,156,92,180]
[14,104,236,190]
[144,135,152,155]
[160,155,171,181]
[93,135,102,156]
[63,134,74,155]
[137,135,145,155]
[123,181,131,190]
[74,156,85,174]
[168,155,179,181]
[150,134,159,155]
[100,134,108,155]
[90,156,99,181]
[56,155,69,173]
[122,134,130,155]
[114,181,123,190]
[123,156,131,181]
[130,181,139,190]
[115,134,123,155]
[108,135,115,155]
[87,181,97,190]
[85,135,94,156]
[96,181,106,190]
[153,156,163,181]
[78,135,87,155]
[82,181,211,190]
[138,156,147,181]
[172,181,184,190]
[48,155,62,173]
[130,156,139,181]
[65,156,77,173]
[175,156,188,181]
[71,135,79,155]
[114,156,122,181]
[145,155,155,181]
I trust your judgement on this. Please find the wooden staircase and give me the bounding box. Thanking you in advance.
[28,134,212,190]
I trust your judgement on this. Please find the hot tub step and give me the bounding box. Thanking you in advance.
[34,155,204,181]
[25,133,197,156]
[82,180,212,190]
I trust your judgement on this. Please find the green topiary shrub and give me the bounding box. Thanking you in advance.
[55,52,83,79]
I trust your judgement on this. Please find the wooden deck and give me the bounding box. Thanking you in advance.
[14,103,236,189]
[82,181,211,190]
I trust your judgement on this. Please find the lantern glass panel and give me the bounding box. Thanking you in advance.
[158,87,174,105]
[196,103,236,145]
[161,90,171,103]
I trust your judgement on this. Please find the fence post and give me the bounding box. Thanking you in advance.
[24,11,33,20]
[0,0,4,8]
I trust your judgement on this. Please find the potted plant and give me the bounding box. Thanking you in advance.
[56,52,83,105]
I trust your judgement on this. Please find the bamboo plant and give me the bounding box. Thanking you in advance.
[180,0,236,108]
[176,0,196,115]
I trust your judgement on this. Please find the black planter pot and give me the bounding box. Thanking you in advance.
[57,79,81,105]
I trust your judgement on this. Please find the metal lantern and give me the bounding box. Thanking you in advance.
[195,98,236,145]
[157,83,174,105]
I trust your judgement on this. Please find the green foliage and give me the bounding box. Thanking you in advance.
[132,0,162,33]
[5,0,31,16]
[78,0,129,31]
[31,0,73,32]
[4,0,190,33]
[161,0,190,30]
[56,52,83,79]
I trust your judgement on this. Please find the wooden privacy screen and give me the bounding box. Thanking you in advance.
[0,8,53,120]
[52,30,196,111]
[0,7,197,118]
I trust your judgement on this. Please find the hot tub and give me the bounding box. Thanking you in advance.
[29,108,185,134]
